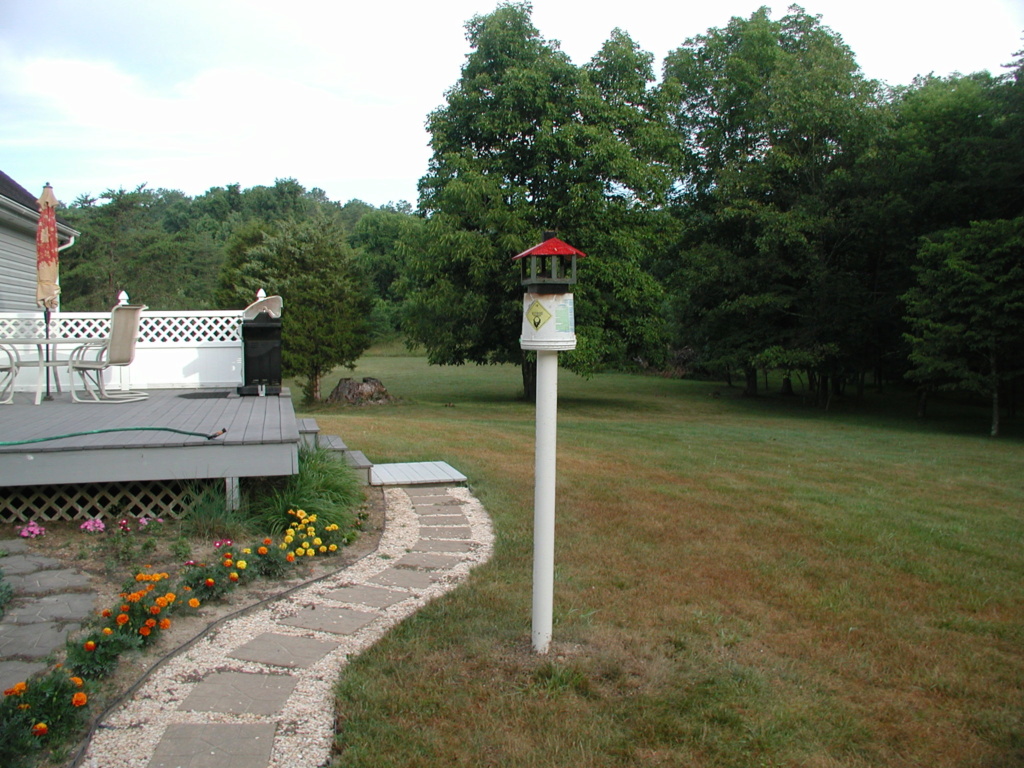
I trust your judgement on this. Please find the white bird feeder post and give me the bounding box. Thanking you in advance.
[514,231,586,654]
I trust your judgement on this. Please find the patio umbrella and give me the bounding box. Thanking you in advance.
[36,183,60,398]
[36,183,60,312]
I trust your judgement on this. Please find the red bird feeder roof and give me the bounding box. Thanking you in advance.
[512,237,587,260]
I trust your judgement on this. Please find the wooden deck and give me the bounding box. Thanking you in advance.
[0,388,299,488]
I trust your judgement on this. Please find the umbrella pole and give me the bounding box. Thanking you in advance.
[43,307,52,401]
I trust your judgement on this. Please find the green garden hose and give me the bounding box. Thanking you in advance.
[0,426,227,447]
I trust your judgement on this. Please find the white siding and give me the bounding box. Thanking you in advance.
[0,222,37,312]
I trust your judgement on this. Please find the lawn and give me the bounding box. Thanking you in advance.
[300,354,1024,767]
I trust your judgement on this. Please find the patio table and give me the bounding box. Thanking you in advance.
[0,337,97,405]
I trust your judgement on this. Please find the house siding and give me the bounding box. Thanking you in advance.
[0,223,38,311]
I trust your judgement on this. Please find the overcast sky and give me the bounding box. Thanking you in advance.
[2,0,1021,209]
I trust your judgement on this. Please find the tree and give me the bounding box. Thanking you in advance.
[217,214,374,403]
[903,218,1024,436]
[408,2,674,398]
[662,5,881,397]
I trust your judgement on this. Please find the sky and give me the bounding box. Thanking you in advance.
[2,0,1022,209]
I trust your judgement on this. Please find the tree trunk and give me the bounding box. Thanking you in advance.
[990,351,1000,438]
[743,366,758,397]
[780,372,794,396]
[522,353,537,403]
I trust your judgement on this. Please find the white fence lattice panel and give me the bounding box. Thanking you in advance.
[1,310,245,390]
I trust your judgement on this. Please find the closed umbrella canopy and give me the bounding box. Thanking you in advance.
[36,183,60,310]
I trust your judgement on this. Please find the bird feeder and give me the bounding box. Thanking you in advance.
[513,232,586,353]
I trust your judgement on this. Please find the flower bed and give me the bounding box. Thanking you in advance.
[1,507,366,768]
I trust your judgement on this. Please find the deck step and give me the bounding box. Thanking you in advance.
[345,450,373,485]
[370,461,467,487]
[297,418,320,448]
[322,434,347,453]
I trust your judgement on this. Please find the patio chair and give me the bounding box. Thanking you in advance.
[68,305,149,403]
[0,344,19,404]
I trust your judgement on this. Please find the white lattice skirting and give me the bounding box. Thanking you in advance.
[0,478,222,522]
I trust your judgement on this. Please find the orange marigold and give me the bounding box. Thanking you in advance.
[31,722,47,736]
[159,618,171,630]
[155,596,168,608]
[70,677,84,688]
[116,613,129,626]
[257,546,268,556]
[72,692,88,707]
[286,553,295,562]
[83,641,96,651]
[102,627,113,636]
[205,578,215,587]
[188,598,200,608]
[5,681,27,696]
[139,626,151,637]
[263,538,272,546]
[101,609,112,618]
[144,618,157,628]
[150,605,161,615]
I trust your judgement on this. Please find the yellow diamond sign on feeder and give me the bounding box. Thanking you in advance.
[525,299,552,330]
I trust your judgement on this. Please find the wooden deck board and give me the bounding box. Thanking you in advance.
[369,461,467,486]
[0,389,300,486]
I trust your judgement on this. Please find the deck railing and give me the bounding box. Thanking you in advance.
[0,309,244,391]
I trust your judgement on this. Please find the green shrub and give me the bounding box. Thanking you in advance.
[249,445,363,535]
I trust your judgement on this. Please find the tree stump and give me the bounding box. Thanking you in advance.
[326,377,394,405]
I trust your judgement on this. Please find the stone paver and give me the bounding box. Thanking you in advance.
[147,722,277,768]
[180,671,298,716]
[395,552,463,570]
[323,584,405,608]
[0,659,47,692]
[0,553,65,575]
[4,593,96,624]
[229,632,341,669]
[4,568,92,594]
[0,538,31,554]
[369,567,436,589]
[412,539,473,553]
[419,525,472,539]
[412,514,467,525]
[280,605,378,635]
[0,620,74,659]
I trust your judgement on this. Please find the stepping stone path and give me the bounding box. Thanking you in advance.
[0,537,100,692]
[83,486,493,768]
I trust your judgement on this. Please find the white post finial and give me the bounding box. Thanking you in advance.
[117,291,130,306]
[256,288,267,300]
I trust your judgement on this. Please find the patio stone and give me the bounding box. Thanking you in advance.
[395,552,462,570]
[281,606,377,635]
[412,503,465,515]
[419,526,472,539]
[0,539,31,554]
[179,671,297,715]
[369,568,436,590]
[0,553,64,576]
[228,632,339,669]
[412,514,467,525]
[0,620,73,659]
[4,568,93,595]
[147,722,276,768]
[4,593,96,624]
[323,584,406,608]
[0,659,47,692]
[412,538,473,553]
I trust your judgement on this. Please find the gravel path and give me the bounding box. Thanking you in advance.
[80,486,494,768]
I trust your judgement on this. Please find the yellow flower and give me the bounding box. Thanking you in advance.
[308,514,318,523]
[242,548,252,555]
[306,549,315,557]
[284,535,293,544]
[297,510,307,519]
[329,544,338,552]
[313,537,322,546]
[318,545,327,553]
[237,560,247,570]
